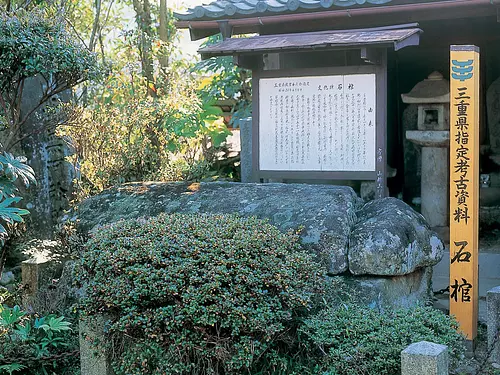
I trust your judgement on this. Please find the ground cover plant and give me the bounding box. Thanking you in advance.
[300,303,466,375]
[76,213,324,374]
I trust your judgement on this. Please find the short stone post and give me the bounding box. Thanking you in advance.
[401,341,448,375]
[487,286,500,366]
[21,257,53,307]
[79,315,114,375]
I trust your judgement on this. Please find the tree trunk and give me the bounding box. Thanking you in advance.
[159,0,169,70]
[89,0,102,52]
[132,0,156,97]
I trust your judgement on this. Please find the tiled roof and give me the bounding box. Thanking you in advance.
[174,0,393,21]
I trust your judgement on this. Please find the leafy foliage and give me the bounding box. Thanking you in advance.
[0,11,99,92]
[299,303,466,375]
[0,152,34,243]
[0,10,100,151]
[196,34,252,128]
[58,12,234,198]
[61,71,231,197]
[76,213,324,374]
[0,304,78,375]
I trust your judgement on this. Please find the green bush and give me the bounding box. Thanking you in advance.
[299,303,466,375]
[76,213,324,374]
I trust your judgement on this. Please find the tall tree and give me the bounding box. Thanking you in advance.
[132,0,156,97]
[159,0,169,70]
[89,0,102,52]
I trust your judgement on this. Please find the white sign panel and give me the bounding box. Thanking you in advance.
[258,74,376,171]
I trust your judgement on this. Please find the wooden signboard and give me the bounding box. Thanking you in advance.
[252,65,388,198]
[449,45,480,342]
[258,74,376,172]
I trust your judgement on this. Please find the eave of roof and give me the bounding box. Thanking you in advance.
[174,0,392,21]
[198,26,422,59]
[175,0,496,40]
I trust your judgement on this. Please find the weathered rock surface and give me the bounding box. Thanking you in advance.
[72,182,362,274]
[21,76,75,237]
[73,182,444,281]
[335,267,433,310]
[0,271,15,286]
[349,197,444,276]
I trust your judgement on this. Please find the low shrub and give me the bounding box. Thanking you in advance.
[299,303,466,375]
[76,213,324,374]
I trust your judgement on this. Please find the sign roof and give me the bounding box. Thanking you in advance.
[198,26,421,58]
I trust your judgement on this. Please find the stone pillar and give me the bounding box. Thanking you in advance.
[421,147,448,227]
[79,315,114,375]
[405,130,449,230]
[20,76,75,237]
[487,286,500,366]
[239,117,253,182]
[401,341,448,375]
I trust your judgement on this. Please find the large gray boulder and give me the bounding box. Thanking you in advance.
[72,182,362,274]
[71,182,446,309]
[348,197,444,276]
[71,182,444,281]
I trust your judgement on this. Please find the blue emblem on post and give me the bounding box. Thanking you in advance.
[451,60,474,81]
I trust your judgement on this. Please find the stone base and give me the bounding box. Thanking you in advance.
[21,258,61,306]
[401,341,449,375]
[464,339,476,358]
[487,286,500,365]
[328,267,433,311]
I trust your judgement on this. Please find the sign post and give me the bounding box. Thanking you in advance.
[449,45,480,345]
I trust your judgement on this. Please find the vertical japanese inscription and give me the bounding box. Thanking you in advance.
[258,74,376,171]
[449,45,479,342]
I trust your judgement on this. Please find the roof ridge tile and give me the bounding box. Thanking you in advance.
[174,0,394,21]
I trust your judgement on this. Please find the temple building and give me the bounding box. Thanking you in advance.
[175,0,500,231]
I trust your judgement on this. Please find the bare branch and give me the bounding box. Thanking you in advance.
[102,0,116,28]
[5,80,81,151]
[0,95,9,125]
[64,17,89,49]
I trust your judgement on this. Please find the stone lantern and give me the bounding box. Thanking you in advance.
[402,71,450,232]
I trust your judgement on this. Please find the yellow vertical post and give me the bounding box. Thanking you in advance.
[449,45,480,344]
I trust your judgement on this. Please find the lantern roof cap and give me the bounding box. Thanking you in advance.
[402,71,450,104]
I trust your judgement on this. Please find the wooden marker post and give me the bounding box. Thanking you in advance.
[449,45,480,344]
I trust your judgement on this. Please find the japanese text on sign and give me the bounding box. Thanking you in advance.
[452,81,472,225]
[259,74,376,172]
